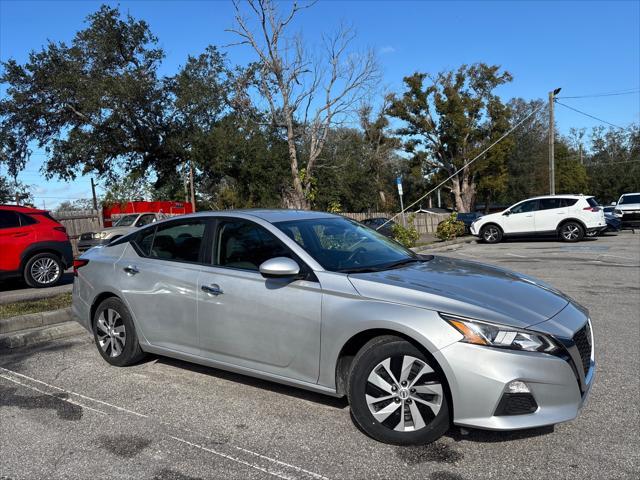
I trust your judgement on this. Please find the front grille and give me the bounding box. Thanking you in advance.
[573,323,592,375]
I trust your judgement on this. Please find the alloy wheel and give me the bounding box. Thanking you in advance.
[562,224,581,240]
[96,308,126,357]
[29,257,60,285]
[366,355,443,432]
[483,226,499,242]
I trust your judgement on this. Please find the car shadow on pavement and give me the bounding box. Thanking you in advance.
[446,424,554,443]
[0,271,74,292]
[154,356,350,409]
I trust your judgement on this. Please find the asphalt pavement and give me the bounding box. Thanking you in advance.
[1,232,638,480]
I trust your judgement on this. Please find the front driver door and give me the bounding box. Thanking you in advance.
[197,218,322,384]
[502,199,538,234]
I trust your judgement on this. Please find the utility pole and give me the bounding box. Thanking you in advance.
[549,87,561,195]
[579,144,583,165]
[90,177,98,211]
[189,161,196,212]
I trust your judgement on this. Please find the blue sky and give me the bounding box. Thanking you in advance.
[1,0,639,208]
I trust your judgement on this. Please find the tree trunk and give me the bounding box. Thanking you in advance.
[450,173,476,213]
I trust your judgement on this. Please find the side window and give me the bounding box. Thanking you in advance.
[149,221,205,262]
[0,211,20,229]
[18,213,38,226]
[559,198,578,207]
[135,214,157,227]
[539,198,561,210]
[214,220,291,271]
[134,227,156,257]
[511,200,538,214]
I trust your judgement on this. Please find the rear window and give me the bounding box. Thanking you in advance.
[586,198,599,208]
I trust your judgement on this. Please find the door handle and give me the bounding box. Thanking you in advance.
[123,265,139,275]
[201,284,223,296]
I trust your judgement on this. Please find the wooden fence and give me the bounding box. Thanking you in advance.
[340,212,449,234]
[52,210,103,255]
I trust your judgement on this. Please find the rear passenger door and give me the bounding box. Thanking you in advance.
[0,210,36,272]
[118,218,209,355]
[534,198,569,233]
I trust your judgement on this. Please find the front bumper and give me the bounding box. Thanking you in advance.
[434,309,594,430]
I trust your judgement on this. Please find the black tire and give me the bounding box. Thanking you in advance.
[348,336,450,445]
[23,253,64,288]
[559,221,584,242]
[92,297,145,366]
[480,224,503,244]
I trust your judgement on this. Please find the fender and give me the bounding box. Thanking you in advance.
[19,240,73,271]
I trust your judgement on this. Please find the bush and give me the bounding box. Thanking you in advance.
[392,215,420,248]
[435,213,465,241]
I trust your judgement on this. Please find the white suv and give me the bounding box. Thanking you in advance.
[470,195,606,243]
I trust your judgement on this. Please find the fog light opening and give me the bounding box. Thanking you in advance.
[506,380,530,394]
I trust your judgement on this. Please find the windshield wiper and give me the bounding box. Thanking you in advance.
[383,258,421,269]
[340,257,421,274]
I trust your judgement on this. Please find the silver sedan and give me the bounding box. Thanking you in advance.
[72,209,595,445]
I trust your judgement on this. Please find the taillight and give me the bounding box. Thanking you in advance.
[54,226,67,233]
[583,207,600,212]
[73,259,89,276]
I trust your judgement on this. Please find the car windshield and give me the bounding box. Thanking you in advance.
[620,194,640,204]
[114,214,139,227]
[275,217,421,273]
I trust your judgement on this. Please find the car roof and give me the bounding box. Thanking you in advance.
[185,209,339,223]
[521,194,593,201]
[0,204,47,213]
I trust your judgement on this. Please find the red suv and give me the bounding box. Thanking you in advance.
[0,205,73,288]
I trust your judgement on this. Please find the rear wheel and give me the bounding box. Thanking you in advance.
[480,224,503,244]
[559,222,584,242]
[93,297,145,366]
[348,336,450,445]
[23,253,63,288]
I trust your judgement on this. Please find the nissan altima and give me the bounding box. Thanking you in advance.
[72,209,595,445]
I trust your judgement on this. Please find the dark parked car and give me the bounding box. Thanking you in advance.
[587,212,621,236]
[455,212,482,234]
[361,217,397,238]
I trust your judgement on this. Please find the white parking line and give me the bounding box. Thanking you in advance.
[0,373,108,417]
[0,366,331,480]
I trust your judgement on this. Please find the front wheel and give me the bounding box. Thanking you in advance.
[480,225,503,244]
[93,297,145,366]
[348,336,450,445]
[559,222,584,242]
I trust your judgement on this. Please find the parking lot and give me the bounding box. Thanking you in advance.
[1,232,638,480]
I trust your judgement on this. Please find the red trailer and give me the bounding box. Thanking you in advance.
[102,201,193,227]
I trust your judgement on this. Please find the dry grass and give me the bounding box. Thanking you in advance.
[0,292,72,320]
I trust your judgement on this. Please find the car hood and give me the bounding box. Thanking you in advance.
[617,203,640,211]
[347,256,571,328]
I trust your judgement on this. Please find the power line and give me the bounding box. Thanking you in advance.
[377,102,547,230]
[584,159,640,167]
[557,88,640,99]
[555,100,626,130]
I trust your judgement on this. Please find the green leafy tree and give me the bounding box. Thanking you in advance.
[389,64,513,212]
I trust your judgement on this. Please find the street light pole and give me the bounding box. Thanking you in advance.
[548,87,561,195]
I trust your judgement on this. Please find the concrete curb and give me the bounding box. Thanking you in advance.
[0,307,72,334]
[0,282,73,305]
[412,235,477,253]
[0,321,85,350]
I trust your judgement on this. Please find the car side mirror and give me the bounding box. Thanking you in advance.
[503,210,511,216]
[259,257,300,278]
[610,201,617,206]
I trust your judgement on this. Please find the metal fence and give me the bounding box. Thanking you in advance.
[52,210,103,255]
[340,212,449,234]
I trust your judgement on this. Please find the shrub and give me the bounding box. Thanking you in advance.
[436,213,465,241]
[392,215,420,248]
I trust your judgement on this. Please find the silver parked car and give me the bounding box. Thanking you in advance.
[72,210,595,445]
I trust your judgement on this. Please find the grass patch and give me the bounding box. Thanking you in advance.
[0,292,72,320]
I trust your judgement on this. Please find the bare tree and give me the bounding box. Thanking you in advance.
[228,0,379,208]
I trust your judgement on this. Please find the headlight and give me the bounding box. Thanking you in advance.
[441,313,558,353]
[95,231,110,239]
[614,209,622,216]
[471,217,483,225]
